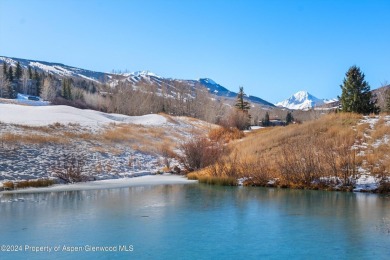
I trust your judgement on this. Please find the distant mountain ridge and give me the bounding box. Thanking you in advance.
[198,78,275,107]
[0,56,107,82]
[0,56,275,107]
[276,91,336,110]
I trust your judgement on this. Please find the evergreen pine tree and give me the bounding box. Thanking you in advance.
[28,66,33,79]
[286,112,294,125]
[8,67,14,82]
[62,79,67,98]
[262,112,270,127]
[15,62,22,80]
[339,66,378,114]
[67,81,72,100]
[234,86,251,129]
[61,78,72,100]
[34,69,41,96]
[2,63,7,79]
[235,86,251,111]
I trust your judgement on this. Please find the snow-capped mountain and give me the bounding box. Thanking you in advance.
[276,91,328,110]
[0,56,275,107]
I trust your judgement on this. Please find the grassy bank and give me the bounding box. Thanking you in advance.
[188,113,390,192]
[2,179,56,191]
[187,172,237,186]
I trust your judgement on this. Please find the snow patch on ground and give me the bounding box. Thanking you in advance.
[360,115,379,129]
[354,174,380,192]
[0,103,167,128]
[352,115,390,192]
[373,135,389,148]
[237,177,249,185]
[0,93,49,106]
[244,126,264,133]
[16,93,50,106]
[1,174,196,194]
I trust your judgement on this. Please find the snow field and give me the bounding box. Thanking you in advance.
[0,103,214,187]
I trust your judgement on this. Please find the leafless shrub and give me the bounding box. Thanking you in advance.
[52,152,91,183]
[220,109,250,130]
[278,141,324,186]
[159,142,176,169]
[179,135,226,171]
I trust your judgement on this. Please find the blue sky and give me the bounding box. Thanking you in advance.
[1,0,389,103]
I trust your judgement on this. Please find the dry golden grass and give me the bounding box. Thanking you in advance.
[62,131,94,140]
[356,122,370,134]
[187,172,237,186]
[95,123,185,154]
[101,124,166,142]
[158,141,176,156]
[364,140,390,178]
[0,133,66,144]
[371,119,390,141]
[2,181,15,190]
[2,179,55,190]
[234,113,361,153]
[359,116,390,183]
[195,113,370,189]
[208,127,245,143]
[13,124,55,133]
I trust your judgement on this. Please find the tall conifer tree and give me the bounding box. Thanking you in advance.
[234,86,251,129]
[28,66,33,79]
[34,69,41,96]
[2,63,7,79]
[262,112,270,126]
[67,81,72,100]
[8,67,14,82]
[235,86,251,112]
[15,62,22,80]
[62,79,67,98]
[61,78,73,100]
[286,112,294,125]
[339,66,378,114]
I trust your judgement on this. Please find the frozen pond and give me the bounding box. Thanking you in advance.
[0,184,389,259]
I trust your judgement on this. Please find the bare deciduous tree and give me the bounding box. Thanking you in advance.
[41,77,57,101]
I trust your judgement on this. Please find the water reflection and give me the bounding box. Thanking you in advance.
[0,184,389,259]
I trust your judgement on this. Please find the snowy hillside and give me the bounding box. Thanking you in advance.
[0,103,216,185]
[0,55,275,107]
[122,70,161,78]
[276,91,328,110]
[0,56,107,82]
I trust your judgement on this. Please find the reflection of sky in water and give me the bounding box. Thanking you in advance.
[0,185,389,259]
